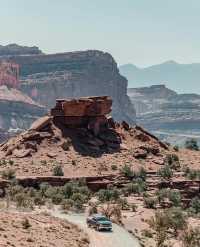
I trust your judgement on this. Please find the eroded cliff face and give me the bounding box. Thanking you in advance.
[10,50,135,123]
[0,86,46,132]
[128,85,200,145]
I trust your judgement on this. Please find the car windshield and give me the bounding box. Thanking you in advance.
[96,216,109,222]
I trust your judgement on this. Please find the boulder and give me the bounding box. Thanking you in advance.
[30,116,52,131]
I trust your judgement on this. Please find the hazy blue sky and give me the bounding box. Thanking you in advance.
[1,0,200,66]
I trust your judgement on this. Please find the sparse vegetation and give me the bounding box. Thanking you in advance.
[143,196,157,209]
[164,153,180,170]
[52,165,64,176]
[1,169,16,180]
[181,227,200,247]
[185,138,199,151]
[120,164,133,178]
[22,218,31,229]
[158,165,173,180]
[168,190,181,207]
[111,164,117,170]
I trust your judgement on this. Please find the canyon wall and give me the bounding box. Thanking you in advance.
[9,50,136,123]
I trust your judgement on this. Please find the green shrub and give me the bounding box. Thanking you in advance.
[156,188,169,206]
[186,169,200,180]
[15,193,34,209]
[168,190,182,207]
[158,165,173,180]
[1,169,16,180]
[190,197,200,214]
[120,164,133,178]
[61,199,74,210]
[185,139,199,151]
[53,165,64,176]
[164,153,180,170]
[97,188,120,202]
[181,227,200,247]
[143,196,157,209]
[117,198,129,210]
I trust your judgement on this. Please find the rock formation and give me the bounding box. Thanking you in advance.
[0,43,42,56]
[8,50,135,124]
[128,85,200,144]
[0,86,46,134]
[0,97,169,177]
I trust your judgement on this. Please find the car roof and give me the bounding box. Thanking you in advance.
[92,214,107,219]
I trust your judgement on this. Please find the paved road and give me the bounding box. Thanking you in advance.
[52,211,141,247]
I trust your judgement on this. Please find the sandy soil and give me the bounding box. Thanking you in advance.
[0,211,89,247]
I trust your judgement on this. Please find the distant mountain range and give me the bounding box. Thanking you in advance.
[119,61,200,94]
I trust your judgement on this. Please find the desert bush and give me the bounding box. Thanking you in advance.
[148,210,169,247]
[168,190,182,207]
[185,138,199,151]
[181,227,200,247]
[117,198,129,210]
[141,229,153,238]
[111,164,118,170]
[164,153,180,170]
[143,196,157,209]
[97,188,120,202]
[61,199,74,210]
[166,207,187,236]
[33,193,45,206]
[52,165,64,176]
[22,218,31,229]
[71,192,86,210]
[15,193,34,209]
[158,165,173,180]
[185,168,200,180]
[120,164,133,178]
[189,197,200,214]
[156,189,169,206]
[1,169,16,180]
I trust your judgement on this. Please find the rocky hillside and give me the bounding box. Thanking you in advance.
[0,212,89,247]
[128,85,200,144]
[0,107,169,177]
[0,86,46,137]
[7,50,135,124]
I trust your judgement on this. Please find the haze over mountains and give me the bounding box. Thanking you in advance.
[119,61,200,94]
